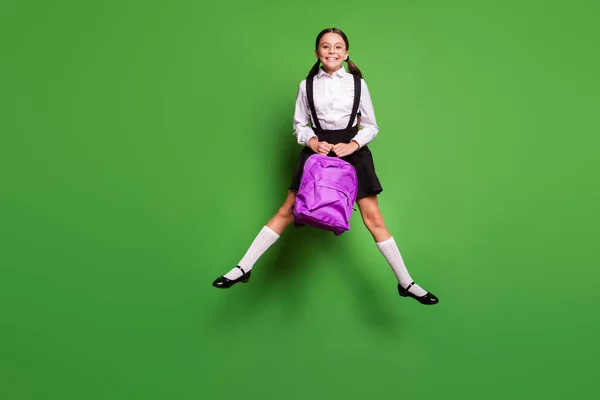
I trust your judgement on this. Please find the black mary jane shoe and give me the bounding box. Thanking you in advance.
[398,282,439,305]
[212,266,251,289]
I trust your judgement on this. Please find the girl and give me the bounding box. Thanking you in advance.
[212,28,439,305]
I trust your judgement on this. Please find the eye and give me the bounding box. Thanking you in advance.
[335,45,344,51]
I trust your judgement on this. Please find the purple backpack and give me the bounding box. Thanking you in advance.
[293,154,358,236]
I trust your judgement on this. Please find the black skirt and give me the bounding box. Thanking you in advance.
[289,127,383,199]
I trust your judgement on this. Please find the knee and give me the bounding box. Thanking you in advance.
[362,212,386,231]
[276,203,295,221]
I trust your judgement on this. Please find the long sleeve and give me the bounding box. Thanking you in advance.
[351,79,379,148]
[292,80,318,147]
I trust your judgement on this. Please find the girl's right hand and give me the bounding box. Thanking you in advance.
[309,138,333,155]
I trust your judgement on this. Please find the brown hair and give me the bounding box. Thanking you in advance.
[306,28,363,79]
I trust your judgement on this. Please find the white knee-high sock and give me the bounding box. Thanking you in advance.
[223,226,280,280]
[376,236,428,297]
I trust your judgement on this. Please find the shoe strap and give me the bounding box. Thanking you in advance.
[236,266,246,275]
[405,282,414,292]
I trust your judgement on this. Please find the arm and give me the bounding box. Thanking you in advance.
[350,79,379,149]
[293,80,318,147]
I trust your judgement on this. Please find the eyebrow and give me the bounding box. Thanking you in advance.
[320,42,345,46]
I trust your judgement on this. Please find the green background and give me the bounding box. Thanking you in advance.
[1,0,599,399]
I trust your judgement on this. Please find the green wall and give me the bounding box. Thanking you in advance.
[1,0,598,399]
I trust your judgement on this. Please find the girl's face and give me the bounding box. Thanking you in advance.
[315,32,348,74]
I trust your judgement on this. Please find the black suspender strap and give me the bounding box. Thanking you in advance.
[346,74,361,129]
[305,75,322,131]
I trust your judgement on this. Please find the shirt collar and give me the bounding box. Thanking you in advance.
[317,65,347,78]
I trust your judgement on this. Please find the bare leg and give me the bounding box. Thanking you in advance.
[356,195,391,242]
[266,190,297,235]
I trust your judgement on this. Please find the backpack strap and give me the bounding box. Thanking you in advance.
[305,75,322,131]
[346,74,361,130]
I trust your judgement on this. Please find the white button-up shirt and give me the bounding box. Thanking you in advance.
[293,66,379,149]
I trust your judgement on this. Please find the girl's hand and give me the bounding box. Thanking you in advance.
[332,141,359,158]
[309,138,333,155]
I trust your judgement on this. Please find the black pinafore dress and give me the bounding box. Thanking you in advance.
[289,74,383,199]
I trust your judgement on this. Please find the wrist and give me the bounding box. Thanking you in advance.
[351,140,360,150]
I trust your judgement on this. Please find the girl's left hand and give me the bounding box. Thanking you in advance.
[332,142,359,158]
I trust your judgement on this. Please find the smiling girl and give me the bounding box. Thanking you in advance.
[212,28,439,305]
